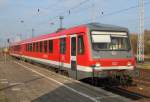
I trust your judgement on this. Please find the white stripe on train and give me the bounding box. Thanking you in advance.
[12,35,67,45]
[10,53,134,72]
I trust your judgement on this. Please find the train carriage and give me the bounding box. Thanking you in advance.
[10,23,136,80]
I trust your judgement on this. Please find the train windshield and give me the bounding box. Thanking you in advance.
[91,31,130,51]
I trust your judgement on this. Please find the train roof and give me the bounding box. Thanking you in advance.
[11,23,128,45]
[87,23,128,32]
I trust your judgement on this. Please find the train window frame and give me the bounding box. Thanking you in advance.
[14,45,21,52]
[29,43,32,52]
[90,30,131,51]
[28,43,29,52]
[44,40,47,53]
[26,44,28,51]
[71,37,76,56]
[40,41,43,53]
[31,43,33,51]
[78,35,85,54]
[49,40,53,53]
[33,42,36,52]
[36,42,38,52]
[29,44,30,51]
[28,44,29,51]
[27,44,29,51]
[60,38,66,54]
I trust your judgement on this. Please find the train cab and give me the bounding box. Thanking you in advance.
[75,23,136,80]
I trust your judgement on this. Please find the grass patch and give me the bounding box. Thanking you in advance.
[137,63,150,69]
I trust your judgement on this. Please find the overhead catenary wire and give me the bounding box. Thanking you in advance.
[38,0,64,11]
[77,1,150,25]
[38,1,150,27]
[99,1,150,18]
[34,0,150,35]
[48,0,91,21]
[26,0,91,28]
[35,0,92,28]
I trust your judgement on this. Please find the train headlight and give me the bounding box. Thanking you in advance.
[95,63,101,67]
[127,62,132,66]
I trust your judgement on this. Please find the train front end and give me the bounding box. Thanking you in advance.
[87,23,136,80]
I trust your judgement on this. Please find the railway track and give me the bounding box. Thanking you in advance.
[81,77,150,101]
[133,79,150,86]
[102,86,150,100]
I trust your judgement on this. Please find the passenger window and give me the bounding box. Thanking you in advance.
[27,44,29,51]
[60,38,66,54]
[49,40,53,53]
[36,42,38,52]
[78,35,84,54]
[40,41,42,52]
[26,44,28,51]
[28,44,29,51]
[15,45,21,52]
[71,37,76,56]
[31,43,33,51]
[44,41,47,53]
[29,43,32,52]
[33,43,36,52]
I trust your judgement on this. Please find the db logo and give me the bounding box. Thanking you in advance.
[112,51,117,55]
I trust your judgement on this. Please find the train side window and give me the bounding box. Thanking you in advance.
[28,44,29,51]
[27,44,28,51]
[36,42,38,52]
[40,41,43,52]
[60,38,66,54]
[71,37,76,56]
[49,40,53,53]
[29,43,32,52]
[28,44,30,51]
[44,41,47,53]
[15,45,20,52]
[29,43,31,51]
[31,43,33,52]
[33,43,36,52]
[29,44,31,51]
[26,44,28,51]
[78,35,84,54]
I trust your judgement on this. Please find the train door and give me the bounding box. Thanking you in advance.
[70,35,77,79]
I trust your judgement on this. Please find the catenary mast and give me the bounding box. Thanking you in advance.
[137,0,144,63]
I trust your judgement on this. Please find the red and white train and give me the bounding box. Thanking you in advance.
[10,23,136,80]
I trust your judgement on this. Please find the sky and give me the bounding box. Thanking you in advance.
[0,0,150,47]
